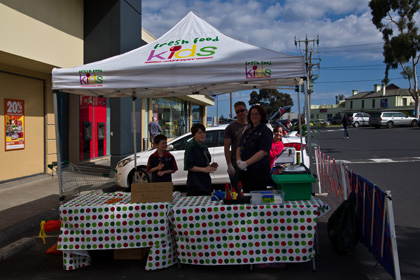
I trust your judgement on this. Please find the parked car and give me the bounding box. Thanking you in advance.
[369,111,418,128]
[312,119,330,126]
[115,124,310,188]
[348,112,370,127]
[331,113,344,125]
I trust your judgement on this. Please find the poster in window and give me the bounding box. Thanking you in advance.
[4,99,25,151]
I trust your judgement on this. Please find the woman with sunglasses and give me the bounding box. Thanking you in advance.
[236,105,273,193]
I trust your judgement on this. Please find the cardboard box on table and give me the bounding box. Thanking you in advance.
[113,182,174,260]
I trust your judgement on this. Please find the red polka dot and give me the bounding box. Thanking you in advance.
[288,248,294,253]
[224,251,229,256]
[202,222,207,227]
[194,208,200,213]
[249,250,254,255]
[218,259,223,264]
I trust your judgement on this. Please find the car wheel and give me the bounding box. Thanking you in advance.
[127,167,150,191]
[386,121,394,128]
[353,122,359,128]
[411,120,418,127]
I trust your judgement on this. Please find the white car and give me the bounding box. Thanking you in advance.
[115,124,310,188]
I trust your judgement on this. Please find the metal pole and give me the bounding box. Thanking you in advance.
[132,94,137,172]
[385,191,401,280]
[53,91,64,203]
[296,85,304,166]
[304,80,312,169]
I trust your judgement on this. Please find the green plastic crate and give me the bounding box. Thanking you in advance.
[271,174,317,201]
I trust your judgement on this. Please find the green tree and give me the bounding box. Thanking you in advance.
[248,89,294,117]
[369,0,420,117]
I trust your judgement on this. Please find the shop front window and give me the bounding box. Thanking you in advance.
[192,105,203,125]
[152,97,190,138]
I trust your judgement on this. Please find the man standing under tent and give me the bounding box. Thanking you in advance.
[148,117,162,147]
[224,101,249,198]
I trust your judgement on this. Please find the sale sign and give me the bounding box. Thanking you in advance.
[4,99,25,150]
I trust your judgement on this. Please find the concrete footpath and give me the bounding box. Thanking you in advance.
[0,175,61,254]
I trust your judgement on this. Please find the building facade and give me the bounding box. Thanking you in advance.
[0,1,213,183]
[310,84,416,121]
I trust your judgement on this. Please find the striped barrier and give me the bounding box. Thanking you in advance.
[314,147,401,280]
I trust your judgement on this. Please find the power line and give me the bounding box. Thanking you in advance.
[319,42,383,50]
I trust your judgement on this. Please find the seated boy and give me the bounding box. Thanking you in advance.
[146,135,177,182]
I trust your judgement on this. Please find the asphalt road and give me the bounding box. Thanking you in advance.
[312,125,420,279]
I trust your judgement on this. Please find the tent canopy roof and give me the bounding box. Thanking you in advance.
[52,11,306,98]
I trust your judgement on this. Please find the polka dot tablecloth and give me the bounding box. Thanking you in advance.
[172,196,329,266]
[58,192,181,271]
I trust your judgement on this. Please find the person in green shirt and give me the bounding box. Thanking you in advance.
[184,123,218,196]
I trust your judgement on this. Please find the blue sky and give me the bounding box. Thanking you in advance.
[141,0,419,118]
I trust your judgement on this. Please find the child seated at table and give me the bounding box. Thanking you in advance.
[146,135,178,182]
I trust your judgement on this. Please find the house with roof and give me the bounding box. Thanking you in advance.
[310,84,416,121]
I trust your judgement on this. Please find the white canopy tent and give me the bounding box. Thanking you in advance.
[51,11,307,200]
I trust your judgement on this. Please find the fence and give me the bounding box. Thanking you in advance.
[314,147,401,280]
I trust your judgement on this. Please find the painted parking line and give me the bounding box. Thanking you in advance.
[341,157,420,164]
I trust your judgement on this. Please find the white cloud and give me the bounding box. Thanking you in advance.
[142,0,382,59]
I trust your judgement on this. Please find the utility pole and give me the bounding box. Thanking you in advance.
[294,35,320,172]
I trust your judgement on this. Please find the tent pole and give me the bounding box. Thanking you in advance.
[304,80,313,173]
[53,90,64,203]
[132,94,137,174]
[296,86,304,166]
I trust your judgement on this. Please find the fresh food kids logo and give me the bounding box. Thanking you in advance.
[245,61,272,79]
[146,36,219,63]
[79,69,103,87]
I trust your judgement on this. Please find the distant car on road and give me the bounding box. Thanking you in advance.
[348,112,370,127]
[331,113,345,125]
[312,119,330,126]
[369,111,418,128]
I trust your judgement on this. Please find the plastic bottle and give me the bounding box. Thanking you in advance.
[225,183,232,199]
[231,187,237,200]
[238,181,244,198]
